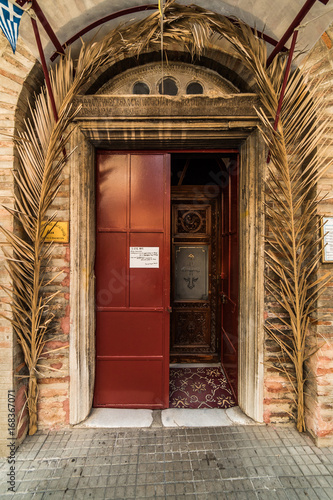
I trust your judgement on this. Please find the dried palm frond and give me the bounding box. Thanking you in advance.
[256,69,332,431]
[0,68,79,434]
[1,0,331,435]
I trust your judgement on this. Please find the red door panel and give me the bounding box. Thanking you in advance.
[97,154,128,229]
[94,152,170,408]
[130,155,165,229]
[95,360,164,407]
[96,312,163,356]
[95,233,127,308]
[221,157,239,400]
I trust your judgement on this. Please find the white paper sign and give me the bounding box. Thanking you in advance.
[130,247,159,268]
[323,217,333,262]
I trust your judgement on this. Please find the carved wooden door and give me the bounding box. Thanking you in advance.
[94,152,170,408]
[170,187,220,363]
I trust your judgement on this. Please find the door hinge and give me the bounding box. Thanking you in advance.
[220,293,227,304]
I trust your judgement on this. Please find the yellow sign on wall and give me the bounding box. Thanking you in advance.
[42,221,69,243]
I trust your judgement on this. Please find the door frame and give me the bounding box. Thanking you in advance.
[68,95,265,425]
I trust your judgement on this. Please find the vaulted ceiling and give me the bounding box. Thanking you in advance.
[16,0,333,64]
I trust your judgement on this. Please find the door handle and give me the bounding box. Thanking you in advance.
[220,293,227,304]
[166,306,173,313]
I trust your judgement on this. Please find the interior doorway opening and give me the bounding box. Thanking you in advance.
[169,152,239,404]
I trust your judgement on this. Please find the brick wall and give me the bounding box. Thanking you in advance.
[0,31,56,453]
[37,158,70,430]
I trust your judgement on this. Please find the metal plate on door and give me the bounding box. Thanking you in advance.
[174,245,209,300]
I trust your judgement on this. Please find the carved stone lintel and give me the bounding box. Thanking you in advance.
[73,94,259,119]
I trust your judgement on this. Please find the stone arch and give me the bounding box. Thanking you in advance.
[83,48,258,96]
[14,61,44,129]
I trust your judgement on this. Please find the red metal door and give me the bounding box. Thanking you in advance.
[220,156,239,400]
[94,152,171,408]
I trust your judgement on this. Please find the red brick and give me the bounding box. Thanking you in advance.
[265,381,287,393]
[317,367,333,376]
[317,429,333,437]
[15,362,25,373]
[0,68,24,85]
[50,362,63,370]
[61,267,70,287]
[43,340,69,354]
[38,376,70,384]
[263,410,271,424]
[15,45,36,63]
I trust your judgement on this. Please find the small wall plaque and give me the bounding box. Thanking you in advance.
[322,216,333,263]
[42,221,69,243]
[130,247,159,268]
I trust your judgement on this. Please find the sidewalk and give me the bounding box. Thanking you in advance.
[1,424,333,499]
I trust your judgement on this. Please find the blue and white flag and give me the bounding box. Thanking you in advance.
[0,0,24,53]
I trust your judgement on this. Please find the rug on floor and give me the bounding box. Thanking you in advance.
[169,366,236,409]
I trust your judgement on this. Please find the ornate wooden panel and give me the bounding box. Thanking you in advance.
[172,309,210,346]
[173,204,211,237]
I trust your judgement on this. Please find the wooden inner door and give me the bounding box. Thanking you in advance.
[170,186,220,363]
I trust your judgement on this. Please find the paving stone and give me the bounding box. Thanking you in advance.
[251,476,284,490]
[257,491,289,500]
[313,488,333,500]
[0,425,332,499]
[43,491,70,500]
